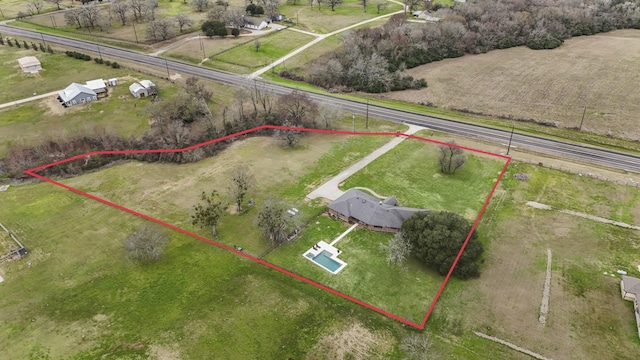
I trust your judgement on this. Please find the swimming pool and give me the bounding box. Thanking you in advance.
[303,242,347,274]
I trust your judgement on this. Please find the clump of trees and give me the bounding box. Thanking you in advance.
[256,198,300,247]
[398,211,484,279]
[124,225,170,262]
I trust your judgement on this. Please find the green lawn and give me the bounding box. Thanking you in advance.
[206,30,316,73]
[341,135,508,218]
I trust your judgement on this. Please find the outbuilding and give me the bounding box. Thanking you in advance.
[129,80,157,98]
[57,83,97,107]
[18,56,42,74]
[621,275,640,339]
[85,79,108,97]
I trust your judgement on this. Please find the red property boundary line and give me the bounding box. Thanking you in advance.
[24,125,510,330]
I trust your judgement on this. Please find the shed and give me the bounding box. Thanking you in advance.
[85,79,107,96]
[244,17,270,30]
[129,80,157,98]
[57,83,97,107]
[18,56,42,73]
[107,78,118,86]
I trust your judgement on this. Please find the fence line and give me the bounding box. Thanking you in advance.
[0,222,27,264]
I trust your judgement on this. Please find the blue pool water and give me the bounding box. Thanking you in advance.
[312,251,341,272]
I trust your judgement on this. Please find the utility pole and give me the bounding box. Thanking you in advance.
[352,114,355,132]
[165,58,170,79]
[365,99,369,129]
[132,22,139,43]
[199,33,205,59]
[40,32,47,48]
[506,123,515,155]
[97,44,102,60]
[579,106,587,131]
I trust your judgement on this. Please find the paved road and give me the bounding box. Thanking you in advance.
[2,25,640,173]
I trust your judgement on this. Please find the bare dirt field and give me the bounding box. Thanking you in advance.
[385,30,640,141]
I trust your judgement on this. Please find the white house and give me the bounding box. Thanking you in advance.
[17,56,42,74]
[57,83,97,107]
[244,17,270,30]
[129,80,157,98]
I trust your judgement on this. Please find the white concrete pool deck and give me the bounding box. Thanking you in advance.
[303,240,347,274]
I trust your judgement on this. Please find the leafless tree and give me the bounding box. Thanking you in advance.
[327,0,342,11]
[79,4,101,29]
[223,6,246,28]
[380,232,412,270]
[174,13,194,32]
[228,165,254,213]
[360,0,368,12]
[254,38,261,52]
[276,90,319,127]
[45,0,64,11]
[26,0,44,15]
[315,0,324,10]
[192,0,211,12]
[274,122,301,147]
[400,333,435,360]
[438,140,466,174]
[64,8,83,28]
[129,0,145,21]
[185,77,213,103]
[112,2,130,25]
[257,198,300,246]
[207,5,226,21]
[123,225,170,262]
[318,104,339,129]
[147,17,175,40]
[403,0,420,12]
[145,0,159,20]
[262,0,280,17]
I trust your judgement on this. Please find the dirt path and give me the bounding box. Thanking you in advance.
[539,248,552,326]
[526,201,640,230]
[0,91,60,110]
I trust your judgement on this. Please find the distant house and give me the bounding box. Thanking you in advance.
[18,56,42,74]
[244,17,270,30]
[270,14,285,21]
[129,79,157,98]
[621,275,640,339]
[412,11,440,22]
[85,79,108,97]
[327,188,429,232]
[57,83,97,107]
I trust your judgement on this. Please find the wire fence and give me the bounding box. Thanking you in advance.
[515,158,640,188]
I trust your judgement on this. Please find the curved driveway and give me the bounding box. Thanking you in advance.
[2,25,639,173]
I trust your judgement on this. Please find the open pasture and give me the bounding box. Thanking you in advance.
[385,30,640,141]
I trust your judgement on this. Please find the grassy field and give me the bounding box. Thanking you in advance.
[164,34,252,64]
[341,135,507,218]
[279,0,403,34]
[204,30,315,73]
[385,29,640,141]
[0,0,58,19]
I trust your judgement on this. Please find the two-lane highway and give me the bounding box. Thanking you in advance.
[2,25,639,173]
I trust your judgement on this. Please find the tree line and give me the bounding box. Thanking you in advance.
[0,78,339,180]
[307,0,640,92]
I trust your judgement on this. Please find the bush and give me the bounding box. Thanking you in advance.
[111,62,121,68]
[123,225,170,262]
[104,60,112,66]
[94,57,104,64]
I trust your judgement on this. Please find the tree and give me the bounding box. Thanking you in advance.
[147,18,175,41]
[403,0,420,12]
[262,0,279,18]
[191,190,226,237]
[192,0,211,12]
[274,122,301,147]
[228,165,254,212]
[401,212,484,279]
[23,41,29,49]
[438,141,466,174]
[207,5,226,21]
[327,0,342,11]
[79,4,101,29]
[202,20,226,37]
[64,8,83,28]
[253,38,261,52]
[223,6,246,29]
[123,225,170,262]
[129,0,145,21]
[112,2,130,25]
[381,232,412,269]
[360,0,367,12]
[45,0,63,11]
[256,198,299,246]
[26,0,44,15]
[145,0,160,21]
[276,90,319,127]
[376,1,387,14]
[400,333,435,360]
[174,13,194,32]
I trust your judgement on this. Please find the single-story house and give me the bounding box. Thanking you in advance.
[18,56,42,73]
[85,79,108,97]
[244,17,270,30]
[129,79,157,98]
[412,11,440,22]
[327,188,429,232]
[57,83,97,107]
[621,275,640,339]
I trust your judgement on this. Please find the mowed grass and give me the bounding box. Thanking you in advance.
[0,76,177,156]
[425,162,640,359]
[265,215,442,321]
[341,135,507,219]
[164,35,252,64]
[0,0,58,18]
[206,30,316,73]
[387,29,640,141]
[279,0,403,34]
[0,47,131,104]
[0,181,394,359]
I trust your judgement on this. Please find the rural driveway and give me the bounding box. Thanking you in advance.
[0,91,59,110]
[307,123,426,201]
